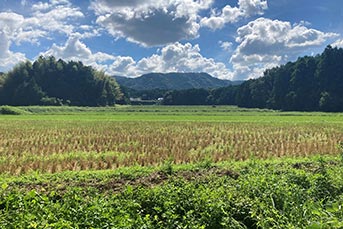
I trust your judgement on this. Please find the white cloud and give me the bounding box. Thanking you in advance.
[42,39,233,79]
[0,32,26,71]
[118,42,233,79]
[0,0,91,71]
[32,2,51,11]
[332,38,343,48]
[42,36,115,67]
[0,12,49,45]
[230,17,338,79]
[91,0,213,46]
[0,12,34,71]
[31,0,84,35]
[32,0,71,11]
[219,41,233,51]
[0,0,84,45]
[201,0,268,30]
[239,0,268,17]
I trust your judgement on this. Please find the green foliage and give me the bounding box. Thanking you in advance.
[122,45,343,111]
[1,158,343,228]
[0,56,124,106]
[162,86,239,105]
[236,46,343,112]
[338,142,343,164]
[160,158,174,175]
[163,88,210,105]
[0,106,30,115]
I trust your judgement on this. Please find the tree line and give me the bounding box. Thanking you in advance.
[162,86,238,105]
[0,56,124,106]
[1,46,343,111]
[162,46,343,112]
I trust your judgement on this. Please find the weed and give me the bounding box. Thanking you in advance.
[160,158,174,176]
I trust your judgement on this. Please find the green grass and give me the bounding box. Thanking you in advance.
[1,156,343,228]
[0,105,343,124]
[1,105,343,228]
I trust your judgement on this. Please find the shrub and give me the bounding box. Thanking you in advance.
[0,106,30,115]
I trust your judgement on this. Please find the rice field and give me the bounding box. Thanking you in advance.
[2,106,343,228]
[0,105,342,175]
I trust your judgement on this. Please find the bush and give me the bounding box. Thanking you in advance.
[0,106,30,115]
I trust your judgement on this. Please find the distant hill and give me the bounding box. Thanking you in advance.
[114,73,242,91]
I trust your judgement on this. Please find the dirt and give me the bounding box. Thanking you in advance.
[11,167,240,194]
[292,160,339,173]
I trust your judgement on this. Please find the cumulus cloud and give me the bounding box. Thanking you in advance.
[201,0,268,30]
[0,0,86,45]
[32,0,71,11]
[127,42,233,79]
[230,17,338,79]
[0,0,85,45]
[31,0,84,35]
[0,32,26,71]
[42,36,115,67]
[331,38,343,48]
[0,12,38,71]
[0,0,92,72]
[219,41,233,51]
[42,39,233,79]
[0,0,84,44]
[239,0,268,16]
[91,0,213,46]
[0,12,45,45]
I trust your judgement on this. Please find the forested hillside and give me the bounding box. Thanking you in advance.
[161,46,343,111]
[236,45,343,111]
[1,46,343,110]
[0,56,124,106]
[115,72,240,90]
[162,86,239,105]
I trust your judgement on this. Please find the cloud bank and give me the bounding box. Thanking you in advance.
[229,18,338,79]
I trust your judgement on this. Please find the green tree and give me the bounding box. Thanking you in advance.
[0,56,125,106]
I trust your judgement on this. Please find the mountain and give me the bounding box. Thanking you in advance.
[155,46,343,111]
[114,73,242,91]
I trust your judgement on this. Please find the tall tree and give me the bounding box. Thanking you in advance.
[0,56,124,106]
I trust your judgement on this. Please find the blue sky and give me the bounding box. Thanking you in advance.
[0,0,342,80]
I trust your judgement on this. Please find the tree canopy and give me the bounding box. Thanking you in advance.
[1,46,343,111]
[161,46,343,112]
[235,46,343,111]
[162,86,239,105]
[0,56,124,106]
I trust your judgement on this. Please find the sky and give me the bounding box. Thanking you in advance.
[0,0,343,80]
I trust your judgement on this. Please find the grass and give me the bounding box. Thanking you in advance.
[1,156,343,228]
[1,105,343,124]
[0,105,343,228]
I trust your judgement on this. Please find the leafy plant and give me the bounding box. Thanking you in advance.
[0,106,30,115]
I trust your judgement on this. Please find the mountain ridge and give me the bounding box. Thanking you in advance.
[114,72,242,91]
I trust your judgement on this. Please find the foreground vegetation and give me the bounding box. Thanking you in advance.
[0,105,343,228]
[1,156,343,228]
